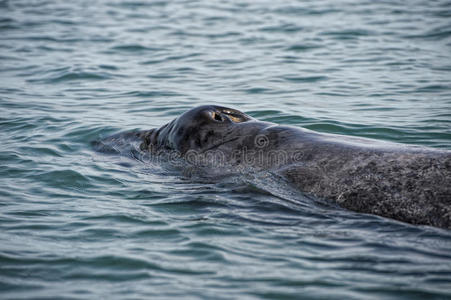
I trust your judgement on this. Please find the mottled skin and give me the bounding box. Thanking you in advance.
[96,105,451,229]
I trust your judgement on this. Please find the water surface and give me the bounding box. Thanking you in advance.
[1,0,451,299]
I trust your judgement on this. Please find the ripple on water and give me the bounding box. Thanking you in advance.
[27,70,114,84]
[1,0,451,299]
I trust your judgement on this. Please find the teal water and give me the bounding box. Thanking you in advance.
[1,0,451,299]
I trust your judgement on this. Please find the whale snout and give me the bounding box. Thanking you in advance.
[139,105,263,155]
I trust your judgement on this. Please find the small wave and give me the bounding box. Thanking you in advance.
[27,70,112,84]
[285,44,321,52]
[414,84,450,93]
[64,125,117,143]
[30,169,91,189]
[109,1,167,8]
[4,35,82,43]
[19,146,63,158]
[404,26,451,41]
[321,29,376,39]
[122,90,181,98]
[109,44,162,52]
[264,115,312,125]
[282,75,328,83]
[0,17,20,30]
[133,228,182,239]
[259,24,304,33]
[274,7,341,16]
[242,87,272,94]
[81,214,161,226]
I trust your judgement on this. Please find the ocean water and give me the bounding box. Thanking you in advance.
[1,0,451,299]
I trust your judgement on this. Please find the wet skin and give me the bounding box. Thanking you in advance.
[96,105,451,229]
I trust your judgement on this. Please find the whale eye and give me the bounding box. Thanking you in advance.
[222,110,249,123]
[211,111,224,122]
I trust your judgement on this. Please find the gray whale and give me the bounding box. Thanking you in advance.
[95,105,451,229]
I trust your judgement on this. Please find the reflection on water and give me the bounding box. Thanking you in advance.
[1,0,451,299]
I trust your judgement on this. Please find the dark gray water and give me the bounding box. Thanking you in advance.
[1,0,451,299]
